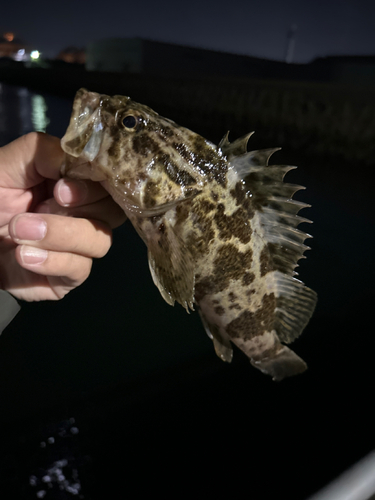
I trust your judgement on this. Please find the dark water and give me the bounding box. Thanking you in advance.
[0,83,72,146]
[0,83,374,499]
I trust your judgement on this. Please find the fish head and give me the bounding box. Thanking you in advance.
[61,88,223,216]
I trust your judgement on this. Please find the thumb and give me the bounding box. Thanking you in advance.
[0,132,64,189]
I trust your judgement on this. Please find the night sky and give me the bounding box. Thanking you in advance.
[2,0,375,62]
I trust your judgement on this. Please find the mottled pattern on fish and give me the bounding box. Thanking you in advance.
[61,88,317,381]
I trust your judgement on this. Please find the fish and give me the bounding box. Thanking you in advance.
[61,88,317,381]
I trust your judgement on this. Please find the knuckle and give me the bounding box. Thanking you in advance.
[23,131,45,150]
[74,255,92,282]
[60,254,92,287]
[95,234,112,258]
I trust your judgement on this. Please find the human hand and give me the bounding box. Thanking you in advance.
[0,132,126,301]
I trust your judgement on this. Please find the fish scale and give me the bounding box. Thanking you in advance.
[61,88,317,381]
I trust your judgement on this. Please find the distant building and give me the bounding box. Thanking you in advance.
[0,32,32,61]
[56,47,86,65]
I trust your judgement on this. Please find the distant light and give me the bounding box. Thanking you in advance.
[4,32,14,42]
[14,48,26,62]
[31,50,40,60]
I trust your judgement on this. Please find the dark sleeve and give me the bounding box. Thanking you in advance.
[0,290,20,334]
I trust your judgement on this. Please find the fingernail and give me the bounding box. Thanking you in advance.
[20,246,48,265]
[12,215,47,241]
[57,179,88,206]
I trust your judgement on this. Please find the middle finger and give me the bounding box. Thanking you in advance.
[53,178,109,207]
[9,213,113,258]
[35,195,127,228]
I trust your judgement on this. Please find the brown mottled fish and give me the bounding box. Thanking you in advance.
[61,88,317,381]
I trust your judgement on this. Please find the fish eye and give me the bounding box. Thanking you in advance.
[122,115,137,129]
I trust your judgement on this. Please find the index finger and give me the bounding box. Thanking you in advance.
[0,132,64,189]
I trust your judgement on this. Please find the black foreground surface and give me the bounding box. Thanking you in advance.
[0,77,374,499]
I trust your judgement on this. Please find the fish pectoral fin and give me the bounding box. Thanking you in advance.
[147,228,195,312]
[250,345,307,382]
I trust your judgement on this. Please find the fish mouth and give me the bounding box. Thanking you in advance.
[61,89,105,163]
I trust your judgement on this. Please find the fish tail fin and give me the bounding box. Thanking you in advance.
[250,346,307,382]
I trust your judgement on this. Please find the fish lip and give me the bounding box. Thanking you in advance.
[81,108,104,161]
[61,90,105,161]
[77,88,101,119]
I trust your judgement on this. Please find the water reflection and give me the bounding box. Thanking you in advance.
[0,83,50,146]
[27,417,86,499]
[32,94,50,132]
[16,87,33,136]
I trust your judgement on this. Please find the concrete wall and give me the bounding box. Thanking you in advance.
[86,38,143,73]
[86,37,310,80]
[85,38,375,85]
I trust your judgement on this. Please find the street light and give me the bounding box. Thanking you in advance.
[30,50,40,60]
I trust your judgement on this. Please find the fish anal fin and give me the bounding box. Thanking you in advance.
[251,345,307,381]
[213,337,233,363]
[198,308,233,363]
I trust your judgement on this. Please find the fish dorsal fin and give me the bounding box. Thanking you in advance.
[231,147,312,276]
[229,142,317,343]
[231,147,283,179]
[146,216,195,312]
[219,131,254,160]
[272,272,317,343]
